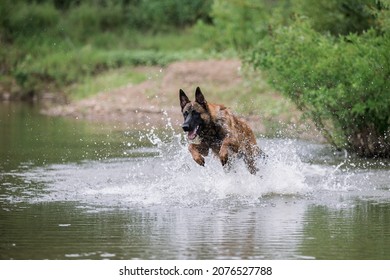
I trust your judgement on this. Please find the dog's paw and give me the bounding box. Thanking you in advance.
[248,166,258,175]
[194,155,205,166]
[219,151,229,166]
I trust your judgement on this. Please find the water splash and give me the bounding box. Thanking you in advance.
[14,119,390,208]
[119,113,311,206]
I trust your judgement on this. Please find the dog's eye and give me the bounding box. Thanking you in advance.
[183,112,189,118]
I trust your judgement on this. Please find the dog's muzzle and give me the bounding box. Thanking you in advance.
[182,123,190,132]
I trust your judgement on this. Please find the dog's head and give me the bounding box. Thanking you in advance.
[179,87,210,142]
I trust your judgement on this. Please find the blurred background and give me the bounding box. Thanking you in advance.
[0,0,389,155]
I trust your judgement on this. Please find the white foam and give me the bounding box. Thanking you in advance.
[115,136,312,206]
[19,125,389,208]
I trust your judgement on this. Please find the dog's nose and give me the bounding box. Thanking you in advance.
[182,123,190,132]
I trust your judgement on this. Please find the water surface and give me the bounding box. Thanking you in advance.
[1,103,389,259]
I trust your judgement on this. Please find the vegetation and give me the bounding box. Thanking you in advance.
[69,66,148,100]
[194,0,270,51]
[252,0,390,157]
[0,0,212,100]
[250,21,390,157]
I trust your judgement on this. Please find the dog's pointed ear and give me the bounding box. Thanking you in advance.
[195,87,207,107]
[179,89,190,110]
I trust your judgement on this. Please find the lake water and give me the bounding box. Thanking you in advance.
[1,103,389,260]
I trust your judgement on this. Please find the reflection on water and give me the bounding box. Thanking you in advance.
[0,103,390,259]
[301,202,390,259]
[1,201,308,260]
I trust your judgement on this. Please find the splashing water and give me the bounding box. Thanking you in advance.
[17,114,390,209]
[109,115,310,206]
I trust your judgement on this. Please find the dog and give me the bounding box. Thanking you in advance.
[179,87,264,174]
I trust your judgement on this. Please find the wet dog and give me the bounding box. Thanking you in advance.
[179,87,264,174]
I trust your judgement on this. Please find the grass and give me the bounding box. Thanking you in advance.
[66,67,149,100]
[128,29,205,51]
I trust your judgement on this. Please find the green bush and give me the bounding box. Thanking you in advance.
[249,19,390,157]
[3,1,60,38]
[63,1,127,41]
[128,0,212,31]
[292,0,379,35]
[194,0,270,51]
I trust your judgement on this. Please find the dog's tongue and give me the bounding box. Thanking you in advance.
[187,126,198,140]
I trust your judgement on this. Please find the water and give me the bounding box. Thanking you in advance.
[1,103,389,260]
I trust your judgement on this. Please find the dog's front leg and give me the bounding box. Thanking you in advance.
[189,143,208,166]
[219,137,239,167]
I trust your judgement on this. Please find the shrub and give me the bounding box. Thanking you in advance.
[194,0,269,51]
[4,1,60,38]
[127,0,211,31]
[63,1,126,41]
[249,19,390,157]
[292,0,379,35]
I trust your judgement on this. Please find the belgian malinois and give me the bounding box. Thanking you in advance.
[179,87,264,174]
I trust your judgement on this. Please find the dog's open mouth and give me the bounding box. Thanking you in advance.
[187,125,199,141]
